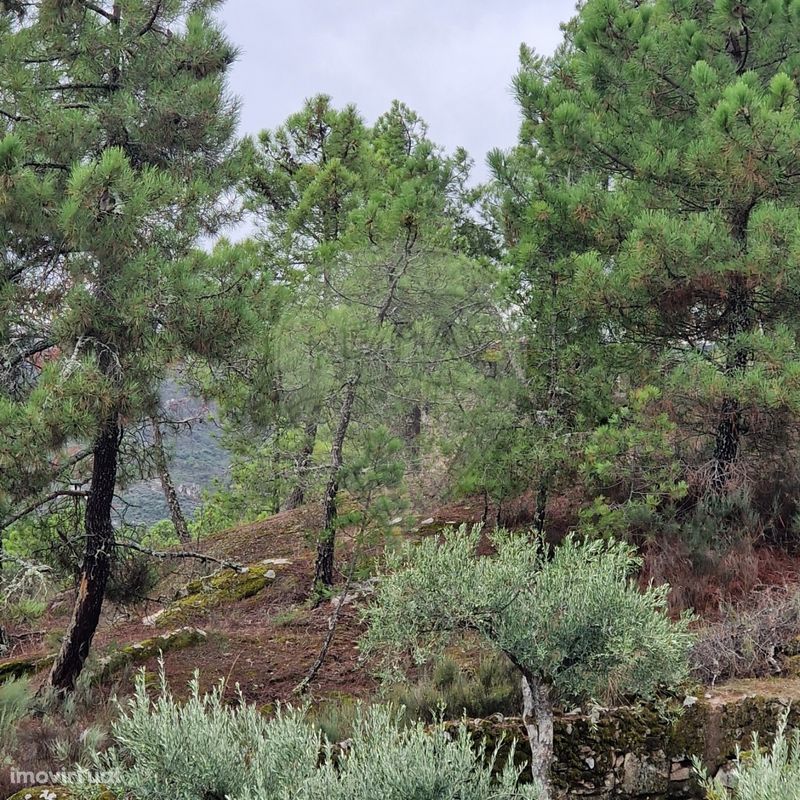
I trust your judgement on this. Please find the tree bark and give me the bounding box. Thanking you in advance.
[150,416,190,544]
[314,378,357,589]
[46,412,120,693]
[282,420,318,511]
[521,674,554,800]
[711,274,751,491]
[534,479,548,537]
[403,404,422,465]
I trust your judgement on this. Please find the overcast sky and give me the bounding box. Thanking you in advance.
[216,1,578,179]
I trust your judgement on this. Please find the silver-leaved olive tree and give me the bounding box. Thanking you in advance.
[362,526,694,799]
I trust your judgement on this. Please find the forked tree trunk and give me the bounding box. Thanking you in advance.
[282,421,318,511]
[46,413,120,693]
[521,674,554,800]
[151,416,190,544]
[314,378,357,589]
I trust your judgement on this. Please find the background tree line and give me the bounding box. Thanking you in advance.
[2,0,800,699]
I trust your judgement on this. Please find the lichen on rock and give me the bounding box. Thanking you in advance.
[155,561,280,627]
[95,626,207,679]
[0,652,55,680]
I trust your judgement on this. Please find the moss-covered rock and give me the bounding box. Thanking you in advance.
[0,652,55,681]
[155,563,277,627]
[95,626,207,679]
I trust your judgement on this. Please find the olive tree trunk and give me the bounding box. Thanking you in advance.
[521,673,554,800]
[46,413,120,693]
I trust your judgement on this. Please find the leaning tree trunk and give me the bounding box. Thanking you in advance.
[46,413,120,693]
[521,673,554,800]
[282,421,318,511]
[314,378,358,590]
[711,270,752,491]
[150,416,190,544]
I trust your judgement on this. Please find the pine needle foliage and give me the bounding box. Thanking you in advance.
[503,0,800,523]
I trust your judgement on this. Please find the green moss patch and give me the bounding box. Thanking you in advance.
[0,652,55,681]
[155,563,278,627]
[95,626,207,679]
[5,787,76,800]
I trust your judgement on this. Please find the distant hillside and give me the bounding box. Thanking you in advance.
[120,378,231,528]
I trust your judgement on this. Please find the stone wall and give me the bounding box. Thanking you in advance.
[459,690,800,799]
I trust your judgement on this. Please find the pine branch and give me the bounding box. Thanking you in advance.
[0,491,89,532]
[80,1,116,22]
[138,0,161,35]
[114,539,246,573]
[294,543,359,695]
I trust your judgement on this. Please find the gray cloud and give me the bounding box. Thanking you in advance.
[217,1,577,177]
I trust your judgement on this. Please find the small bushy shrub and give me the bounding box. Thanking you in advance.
[4,597,46,624]
[696,711,800,800]
[691,586,800,685]
[300,704,535,800]
[73,666,537,800]
[0,677,31,756]
[105,550,159,607]
[387,653,521,723]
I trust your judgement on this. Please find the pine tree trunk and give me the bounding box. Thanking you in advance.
[521,674,554,800]
[282,421,318,511]
[712,274,751,491]
[403,404,422,467]
[46,413,119,693]
[151,417,190,544]
[534,479,548,537]
[314,379,357,589]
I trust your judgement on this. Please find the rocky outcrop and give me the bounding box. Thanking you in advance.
[151,559,283,627]
[0,627,206,684]
[94,626,207,679]
[456,690,800,798]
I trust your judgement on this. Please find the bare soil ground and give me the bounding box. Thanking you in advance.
[5,494,800,707]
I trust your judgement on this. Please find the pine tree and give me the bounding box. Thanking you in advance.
[487,86,623,532]
[512,0,800,524]
[0,0,247,691]
[239,98,497,590]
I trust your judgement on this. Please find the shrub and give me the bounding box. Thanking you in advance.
[696,711,800,800]
[0,677,30,756]
[4,597,46,624]
[299,704,536,800]
[105,549,159,607]
[361,525,694,798]
[73,665,537,800]
[691,585,800,685]
[386,653,521,723]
